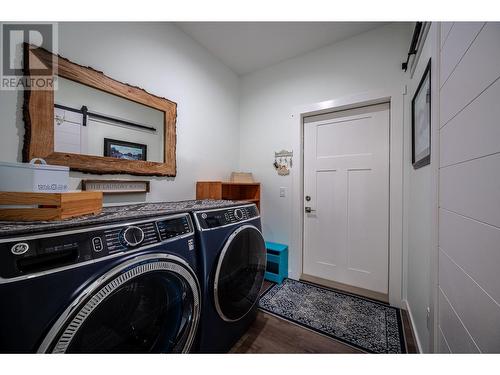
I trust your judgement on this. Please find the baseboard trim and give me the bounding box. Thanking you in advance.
[402,299,423,353]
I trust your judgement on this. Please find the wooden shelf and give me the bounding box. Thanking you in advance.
[221,182,260,186]
[196,181,261,211]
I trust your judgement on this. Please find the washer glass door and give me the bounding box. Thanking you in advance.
[214,225,266,321]
[42,255,200,353]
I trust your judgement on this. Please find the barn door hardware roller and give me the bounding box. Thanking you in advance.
[54,103,157,132]
[402,22,423,72]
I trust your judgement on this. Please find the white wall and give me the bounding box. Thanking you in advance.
[0,22,240,204]
[238,23,412,280]
[402,23,440,353]
[437,22,500,353]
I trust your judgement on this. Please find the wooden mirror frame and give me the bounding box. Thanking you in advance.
[23,44,177,177]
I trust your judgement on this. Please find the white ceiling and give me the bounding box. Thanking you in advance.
[176,22,388,75]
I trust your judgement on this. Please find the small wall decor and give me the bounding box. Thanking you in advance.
[411,58,431,169]
[82,179,150,194]
[103,138,148,161]
[274,150,293,176]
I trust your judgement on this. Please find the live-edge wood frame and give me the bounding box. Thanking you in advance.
[22,43,177,177]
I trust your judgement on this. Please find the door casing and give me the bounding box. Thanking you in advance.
[302,103,391,297]
[289,89,404,307]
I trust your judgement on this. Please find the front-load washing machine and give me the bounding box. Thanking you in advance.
[0,212,201,353]
[193,203,266,353]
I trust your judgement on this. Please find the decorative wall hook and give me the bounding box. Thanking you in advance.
[274,150,293,176]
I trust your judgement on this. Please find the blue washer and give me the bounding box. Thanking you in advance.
[0,212,201,353]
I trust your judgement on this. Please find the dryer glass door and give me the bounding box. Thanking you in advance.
[40,255,200,353]
[214,225,266,322]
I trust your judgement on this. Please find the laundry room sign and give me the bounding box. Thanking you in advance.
[81,180,150,194]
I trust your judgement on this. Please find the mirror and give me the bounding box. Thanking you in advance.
[54,77,164,163]
[23,43,177,176]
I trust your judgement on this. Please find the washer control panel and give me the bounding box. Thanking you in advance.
[102,215,192,254]
[119,226,145,247]
[103,221,158,254]
[195,204,259,230]
[0,214,194,279]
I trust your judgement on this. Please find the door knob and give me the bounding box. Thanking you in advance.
[305,207,316,213]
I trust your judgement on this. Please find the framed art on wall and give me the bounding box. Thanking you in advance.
[411,59,431,169]
[104,138,148,161]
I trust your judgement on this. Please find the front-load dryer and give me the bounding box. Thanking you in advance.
[193,203,266,353]
[0,213,201,353]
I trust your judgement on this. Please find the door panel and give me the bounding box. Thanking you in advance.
[347,168,375,274]
[303,103,390,294]
[315,169,343,268]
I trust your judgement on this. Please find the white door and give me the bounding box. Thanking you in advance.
[303,103,390,294]
[54,107,85,154]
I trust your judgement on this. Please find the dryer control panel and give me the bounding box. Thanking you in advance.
[195,204,259,230]
[0,214,194,280]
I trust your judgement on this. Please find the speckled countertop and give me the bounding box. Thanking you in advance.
[0,199,248,238]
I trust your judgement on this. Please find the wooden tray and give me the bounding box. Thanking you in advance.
[0,191,103,221]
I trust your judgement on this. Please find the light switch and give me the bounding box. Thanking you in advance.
[279,187,286,198]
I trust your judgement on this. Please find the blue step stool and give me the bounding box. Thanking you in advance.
[264,241,288,284]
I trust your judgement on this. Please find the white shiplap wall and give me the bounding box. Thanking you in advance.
[438,22,500,353]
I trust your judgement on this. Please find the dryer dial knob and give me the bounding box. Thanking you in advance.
[121,226,145,247]
[234,208,244,221]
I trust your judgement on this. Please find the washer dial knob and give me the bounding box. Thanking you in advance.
[121,226,145,247]
[234,208,244,221]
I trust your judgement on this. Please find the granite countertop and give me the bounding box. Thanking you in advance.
[0,199,248,238]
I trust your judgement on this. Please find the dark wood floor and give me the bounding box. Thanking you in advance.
[230,281,418,353]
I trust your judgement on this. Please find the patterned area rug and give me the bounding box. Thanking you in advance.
[259,279,406,353]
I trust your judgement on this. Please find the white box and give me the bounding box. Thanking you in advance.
[0,159,69,193]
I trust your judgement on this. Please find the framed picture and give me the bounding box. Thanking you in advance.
[411,59,431,169]
[104,138,147,161]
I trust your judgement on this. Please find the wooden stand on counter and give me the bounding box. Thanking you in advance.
[196,181,261,211]
[0,192,103,221]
